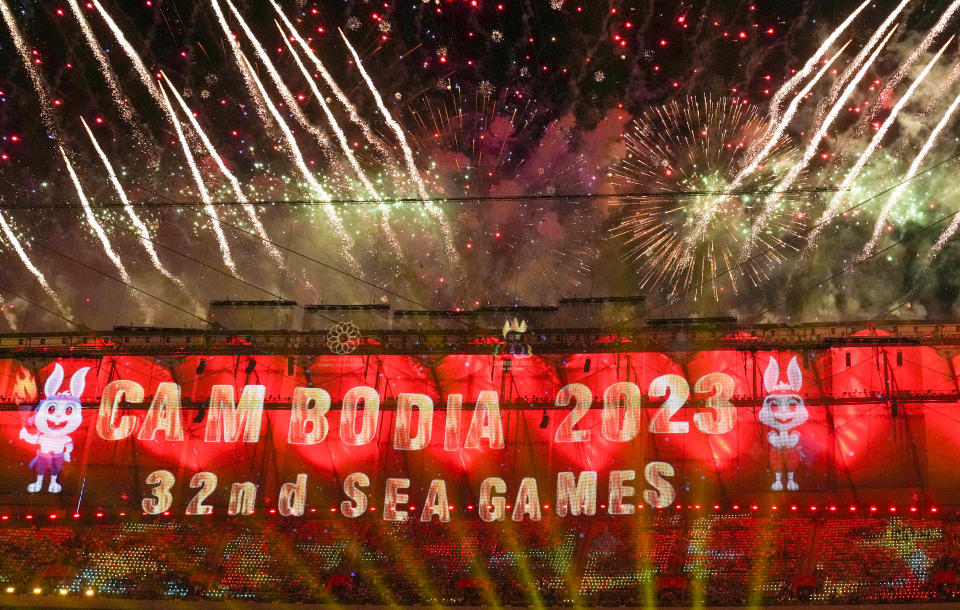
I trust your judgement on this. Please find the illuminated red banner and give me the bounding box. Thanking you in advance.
[0,345,956,518]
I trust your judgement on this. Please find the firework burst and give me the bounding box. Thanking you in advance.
[609,96,809,300]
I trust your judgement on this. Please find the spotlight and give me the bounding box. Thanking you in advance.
[195,359,207,375]
[539,409,549,429]
[84,588,95,597]
[5,586,14,593]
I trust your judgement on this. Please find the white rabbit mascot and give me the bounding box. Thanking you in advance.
[19,363,89,493]
[758,356,808,491]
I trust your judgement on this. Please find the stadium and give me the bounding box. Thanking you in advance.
[3,0,960,607]
[0,300,955,606]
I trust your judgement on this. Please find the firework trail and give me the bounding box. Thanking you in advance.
[340,29,461,272]
[159,76,293,278]
[0,1,75,311]
[211,1,337,204]
[80,118,183,290]
[762,0,872,135]
[275,21,380,200]
[206,0,273,132]
[922,98,960,267]
[275,22,404,262]
[269,0,397,168]
[339,30,430,200]
[926,204,960,268]
[737,42,847,186]
[237,53,361,275]
[743,29,897,257]
[90,0,225,169]
[90,0,163,105]
[924,59,960,115]
[691,44,846,258]
[813,0,911,130]
[861,0,960,130]
[234,52,330,200]
[216,0,342,170]
[928,216,960,268]
[59,148,132,286]
[862,81,960,259]
[0,207,65,312]
[158,86,238,277]
[808,39,951,250]
[66,0,146,146]
[0,0,58,138]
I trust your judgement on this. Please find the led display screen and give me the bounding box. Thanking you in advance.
[0,345,955,517]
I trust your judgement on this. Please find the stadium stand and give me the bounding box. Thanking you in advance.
[0,513,958,606]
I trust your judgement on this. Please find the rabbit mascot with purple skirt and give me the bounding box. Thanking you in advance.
[19,363,90,493]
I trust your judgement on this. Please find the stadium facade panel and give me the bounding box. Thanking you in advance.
[0,319,956,514]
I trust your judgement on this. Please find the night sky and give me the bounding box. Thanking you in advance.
[0,1,957,330]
